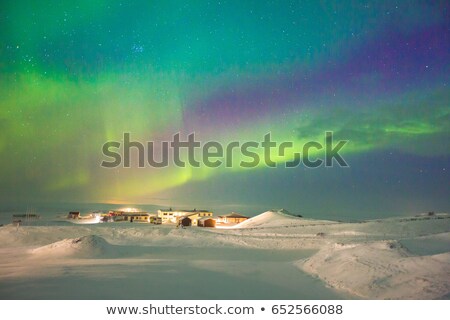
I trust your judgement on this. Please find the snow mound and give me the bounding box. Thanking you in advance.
[32,235,113,258]
[297,240,450,299]
[234,209,333,229]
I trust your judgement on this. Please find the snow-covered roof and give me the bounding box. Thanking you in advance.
[218,213,248,219]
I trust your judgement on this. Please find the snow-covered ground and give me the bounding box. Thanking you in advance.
[0,210,448,299]
[297,240,450,299]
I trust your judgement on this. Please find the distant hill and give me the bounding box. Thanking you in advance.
[234,209,335,229]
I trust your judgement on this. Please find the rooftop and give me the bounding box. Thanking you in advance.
[218,213,249,219]
[159,208,211,213]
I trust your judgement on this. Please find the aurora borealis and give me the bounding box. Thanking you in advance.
[0,1,449,217]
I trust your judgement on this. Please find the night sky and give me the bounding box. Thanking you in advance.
[0,1,449,218]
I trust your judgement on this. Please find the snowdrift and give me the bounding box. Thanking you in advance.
[32,235,113,258]
[296,240,450,299]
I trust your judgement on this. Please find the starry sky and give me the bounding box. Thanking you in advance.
[0,1,449,218]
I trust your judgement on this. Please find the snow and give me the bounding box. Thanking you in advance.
[0,210,449,299]
[66,214,101,224]
[31,235,113,258]
[233,209,335,229]
[296,241,450,299]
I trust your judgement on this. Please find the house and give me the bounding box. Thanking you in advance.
[128,213,153,223]
[217,213,249,224]
[176,211,211,226]
[198,217,216,228]
[68,211,80,219]
[158,208,213,224]
[113,212,154,223]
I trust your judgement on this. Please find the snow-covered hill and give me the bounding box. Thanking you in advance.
[32,235,113,258]
[234,209,335,229]
[297,240,450,299]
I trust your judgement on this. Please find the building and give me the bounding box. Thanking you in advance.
[157,208,213,224]
[175,211,213,226]
[198,217,216,228]
[68,211,80,219]
[128,213,153,223]
[112,211,154,223]
[217,213,249,224]
[150,216,162,224]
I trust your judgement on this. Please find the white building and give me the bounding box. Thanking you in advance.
[157,208,213,224]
